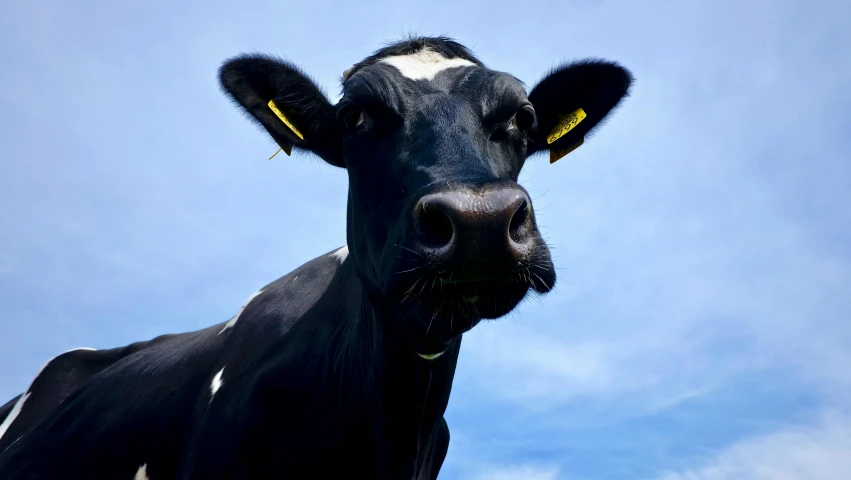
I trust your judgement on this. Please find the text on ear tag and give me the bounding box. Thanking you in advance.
[268,100,305,140]
[550,137,585,164]
[547,108,587,145]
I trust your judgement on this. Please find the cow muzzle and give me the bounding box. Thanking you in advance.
[412,184,536,274]
[389,182,555,352]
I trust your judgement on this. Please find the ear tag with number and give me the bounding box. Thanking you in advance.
[267,100,304,140]
[267,99,303,158]
[547,108,586,145]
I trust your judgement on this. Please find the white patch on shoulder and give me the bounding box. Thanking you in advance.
[210,366,225,400]
[134,463,149,480]
[218,290,264,335]
[330,245,349,263]
[0,392,30,442]
[380,48,476,81]
[0,347,96,441]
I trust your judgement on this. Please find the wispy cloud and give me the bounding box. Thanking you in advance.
[469,465,561,480]
[651,410,851,480]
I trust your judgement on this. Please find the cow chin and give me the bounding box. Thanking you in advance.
[393,274,546,352]
[384,234,557,351]
[426,279,533,320]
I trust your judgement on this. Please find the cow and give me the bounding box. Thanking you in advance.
[0,36,632,479]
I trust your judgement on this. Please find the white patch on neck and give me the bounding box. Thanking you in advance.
[134,463,149,480]
[417,350,445,361]
[380,48,476,81]
[0,347,95,441]
[218,290,264,335]
[210,367,225,400]
[330,245,349,263]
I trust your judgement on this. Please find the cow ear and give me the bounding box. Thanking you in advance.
[526,60,633,163]
[219,54,344,168]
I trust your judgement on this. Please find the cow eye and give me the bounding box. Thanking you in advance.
[341,108,365,130]
[510,106,535,133]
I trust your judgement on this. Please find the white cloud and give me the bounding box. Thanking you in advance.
[469,464,561,480]
[650,411,851,480]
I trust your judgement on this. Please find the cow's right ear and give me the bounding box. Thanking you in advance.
[219,54,344,168]
[525,60,633,164]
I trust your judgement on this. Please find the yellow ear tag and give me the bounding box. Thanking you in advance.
[550,137,584,164]
[267,100,305,141]
[547,108,587,145]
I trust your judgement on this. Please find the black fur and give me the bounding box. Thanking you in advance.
[526,58,634,157]
[219,54,343,166]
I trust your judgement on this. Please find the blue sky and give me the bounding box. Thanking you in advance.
[1,0,850,478]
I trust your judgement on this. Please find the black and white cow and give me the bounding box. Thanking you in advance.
[0,37,632,479]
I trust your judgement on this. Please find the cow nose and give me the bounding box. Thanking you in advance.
[413,187,535,265]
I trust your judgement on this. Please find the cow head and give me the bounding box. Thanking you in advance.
[219,37,632,357]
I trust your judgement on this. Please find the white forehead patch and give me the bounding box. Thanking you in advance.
[330,245,349,263]
[379,48,476,81]
[134,463,149,480]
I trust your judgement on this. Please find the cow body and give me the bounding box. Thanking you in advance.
[0,248,454,479]
[0,37,632,479]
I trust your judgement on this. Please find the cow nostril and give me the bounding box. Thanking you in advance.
[418,206,454,248]
[508,198,531,243]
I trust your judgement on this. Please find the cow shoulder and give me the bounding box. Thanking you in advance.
[0,325,231,477]
[220,245,350,339]
[0,395,21,427]
[0,333,183,453]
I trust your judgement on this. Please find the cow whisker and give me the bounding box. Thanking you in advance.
[417,276,431,298]
[401,278,423,303]
[530,271,550,291]
[426,299,445,336]
[394,244,424,258]
[394,266,424,275]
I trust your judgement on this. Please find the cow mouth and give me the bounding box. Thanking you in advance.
[399,273,545,321]
[390,259,556,351]
[394,277,530,353]
[389,239,557,342]
[429,278,532,319]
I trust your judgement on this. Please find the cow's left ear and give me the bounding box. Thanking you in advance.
[219,54,344,168]
[526,60,633,163]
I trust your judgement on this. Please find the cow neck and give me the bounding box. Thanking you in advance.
[314,257,462,475]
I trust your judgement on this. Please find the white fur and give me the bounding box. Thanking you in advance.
[218,290,264,335]
[330,245,349,263]
[0,392,30,442]
[380,48,476,81]
[210,367,225,400]
[417,351,445,361]
[134,463,149,480]
[0,347,95,441]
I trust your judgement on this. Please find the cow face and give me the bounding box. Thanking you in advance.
[219,37,632,355]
